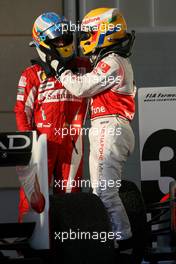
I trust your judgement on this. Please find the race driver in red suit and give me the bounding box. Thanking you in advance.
[14,12,91,222]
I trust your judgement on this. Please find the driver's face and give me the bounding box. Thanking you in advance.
[51,37,65,47]
[50,31,73,48]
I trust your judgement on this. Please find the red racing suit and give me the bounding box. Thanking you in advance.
[14,57,91,222]
[60,53,136,240]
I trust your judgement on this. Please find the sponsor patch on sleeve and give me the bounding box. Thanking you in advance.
[18,76,27,87]
[17,94,24,101]
[97,61,110,73]
[17,87,25,94]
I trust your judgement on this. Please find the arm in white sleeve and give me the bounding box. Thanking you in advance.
[60,54,123,98]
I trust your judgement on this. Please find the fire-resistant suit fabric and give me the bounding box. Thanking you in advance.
[14,57,91,222]
[60,53,136,240]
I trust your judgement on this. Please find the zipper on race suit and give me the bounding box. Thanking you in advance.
[41,107,46,121]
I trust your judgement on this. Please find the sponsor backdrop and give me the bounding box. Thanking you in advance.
[138,87,176,204]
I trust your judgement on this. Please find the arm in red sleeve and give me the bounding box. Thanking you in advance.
[14,68,37,131]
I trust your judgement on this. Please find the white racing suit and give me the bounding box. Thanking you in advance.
[60,53,136,240]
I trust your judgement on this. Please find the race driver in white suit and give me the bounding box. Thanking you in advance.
[55,7,136,242]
